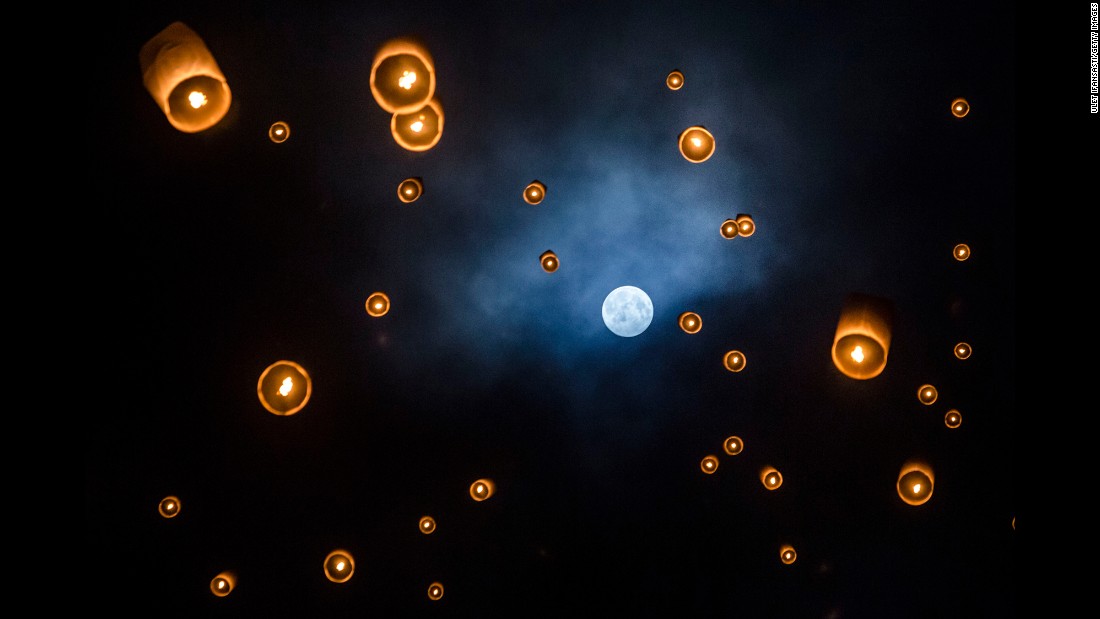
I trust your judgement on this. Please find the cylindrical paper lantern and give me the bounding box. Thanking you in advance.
[370,38,436,114]
[831,293,894,380]
[139,22,232,133]
[391,98,444,152]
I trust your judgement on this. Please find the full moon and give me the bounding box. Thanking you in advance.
[602,286,653,337]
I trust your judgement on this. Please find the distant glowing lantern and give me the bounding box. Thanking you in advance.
[723,350,746,373]
[428,581,445,600]
[398,177,424,203]
[268,121,290,143]
[917,384,938,405]
[723,436,744,456]
[700,455,719,474]
[950,97,970,118]
[666,70,684,90]
[735,214,755,237]
[897,461,934,506]
[323,549,355,583]
[158,496,181,518]
[953,243,971,261]
[761,467,783,490]
[540,250,559,273]
[370,38,436,114]
[780,545,797,565]
[139,22,232,133]
[470,478,495,501]
[210,572,236,597]
[524,181,546,205]
[944,409,962,429]
[720,219,739,239]
[678,126,715,163]
[419,516,436,534]
[954,342,972,360]
[257,360,312,416]
[365,292,391,317]
[391,98,444,152]
[831,293,894,380]
[679,311,702,334]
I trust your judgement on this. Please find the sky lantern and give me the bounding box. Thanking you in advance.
[720,219,738,239]
[268,121,290,143]
[917,384,938,405]
[954,342,972,360]
[323,549,355,583]
[398,177,424,203]
[679,311,702,334]
[391,98,444,152]
[370,38,436,114]
[735,214,755,237]
[365,292,391,317]
[524,180,546,204]
[761,467,783,490]
[210,571,236,597]
[158,496,181,518]
[897,461,934,506]
[723,350,746,373]
[953,243,971,261]
[470,478,495,501]
[944,409,962,429]
[257,360,312,416]
[700,455,719,474]
[666,70,684,90]
[139,22,232,133]
[950,97,970,118]
[419,516,437,534]
[780,545,797,565]
[428,582,445,600]
[831,293,894,380]
[678,126,715,163]
[540,250,559,273]
[723,436,744,456]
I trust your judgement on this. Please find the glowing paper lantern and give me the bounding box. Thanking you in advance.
[419,516,436,534]
[723,350,746,373]
[953,243,971,261]
[391,98,444,152]
[428,582,445,600]
[761,467,783,490]
[917,384,938,405]
[780,545,797,565]
[954,342,972,360]
[470,478,495,501]
[831,293,894,380]
[700,455,719,474]
[945,409,962,429]
[210,572,236,597]
[139,22,232,133]
[323,549,355,583]
[723,436,744,456]
[679,311,702,334]
[365,292,391,317]
[158,496,181,518]
[678,126,715,163]
[950,97,970,118]
[257,360,312,416]
[666,70,684,90]
[735,214,755,237]
[524,181,546,205]
[268,121,290,143]
[370,38,436,114]
[398,177,424,203]
[720,219,739,239]
[897,461,934,506]
[540,250,559,273]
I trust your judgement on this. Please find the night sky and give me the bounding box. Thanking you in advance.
[87,1,1017,616]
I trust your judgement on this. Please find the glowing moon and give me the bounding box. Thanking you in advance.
[602,286,653,337]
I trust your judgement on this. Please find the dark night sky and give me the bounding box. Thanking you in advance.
[87,1,1017,616]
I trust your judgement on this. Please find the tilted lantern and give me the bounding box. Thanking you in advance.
[761,466,783,490]
[470,478,495,501]
[735,214,755,237]
[897,461,934,506]
[678,126,715,163]
[323,549,355,583]
[950,97,970,118]
[540,250,559,273]
[831,293,894,380]
[398,177,424,203]
[257,360,312,416]
[158,495,181,518]
[780,545,797,565]
[210,571,236,597]
[370,38,436,114]
[139,22,232,133]
[391,98,444,152]
[428,582,445,600]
